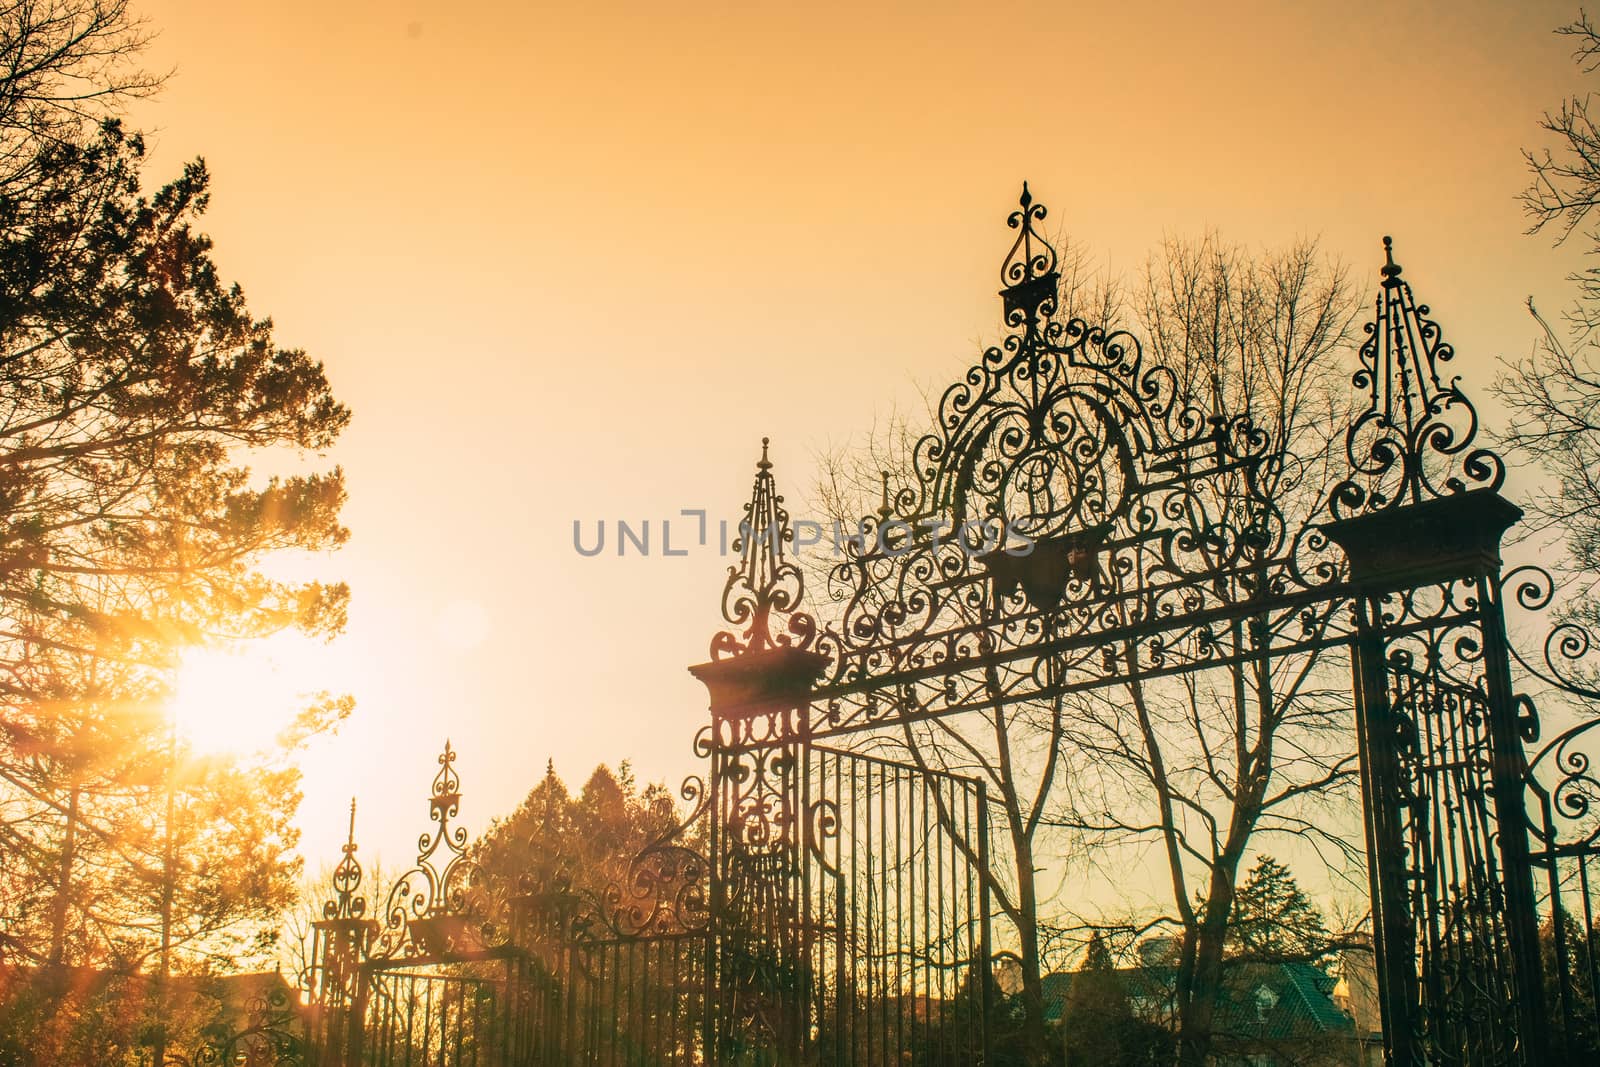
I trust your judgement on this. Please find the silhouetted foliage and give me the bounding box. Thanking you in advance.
[470,760,680,932]
[0,117,347,966]
[0,2,348,1062]
[816,233,1362,1067]
[1542,912,1600,1062]
[1523,9,1600,252]
[1225,856,1330,964]
[0,0,161,187]
[1055,237,1361,1067]
[1059,933,1173,1067]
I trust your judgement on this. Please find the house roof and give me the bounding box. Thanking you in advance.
[1042,959,1355,1040]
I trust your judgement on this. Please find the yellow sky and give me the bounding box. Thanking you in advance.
[127,0,1590,874]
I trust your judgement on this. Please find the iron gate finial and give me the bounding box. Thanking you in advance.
[323,796,367,921]
[1329,235,1505,518]
[709,438,817,661]
[1380,235,1401,285]
[1001,180,1060,327]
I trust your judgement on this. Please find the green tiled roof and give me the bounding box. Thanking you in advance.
[1042,959,1354,1039]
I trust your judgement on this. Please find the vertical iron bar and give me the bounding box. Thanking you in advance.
[1477,573,1551,1063]
[705,743,724,1067]
[1542,788,1577,1060]
[977,779,992,1063]
[1351,600,1423,1067]
[895,763,905,1065]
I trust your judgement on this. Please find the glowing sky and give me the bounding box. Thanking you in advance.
[129,0,1589,875]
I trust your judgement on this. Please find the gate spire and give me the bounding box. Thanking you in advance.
[1330,235,1506,519]
[325,797,367,921]
[690,438,828,736]
[1321,237,1546,1064]
[1000,181,1060,329]
[305,797,376,1063]
[367,740,484,958]
[708,437,817,661]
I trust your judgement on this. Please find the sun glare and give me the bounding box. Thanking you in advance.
[171,639,325,756]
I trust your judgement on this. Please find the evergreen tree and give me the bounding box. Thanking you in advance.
[1062,932,1128,1067]
[0,120,348,976]
[1225,855,1329,963]
[0,15,350,1067]
[471,760,681,931]
[1061,932,1174,1067]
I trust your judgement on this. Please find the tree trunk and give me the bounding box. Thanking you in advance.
[1176,804,1256,1067]
[1176,899,1231,1067]
[48,782,79,966]
[1015,856,1051,1066]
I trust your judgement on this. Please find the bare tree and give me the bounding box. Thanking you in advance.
[1507,8,1600,640]
[814,233,1363,1067]
[806,240,1122,1065]
[1522,9,1600,252]
[1055,236,1364,1067]
[281,853,394,990]
[0,0,161,181]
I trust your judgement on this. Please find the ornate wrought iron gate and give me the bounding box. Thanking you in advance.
[303,744,991,1064]
[301,188,1600,1066]
[304,479,995,1067]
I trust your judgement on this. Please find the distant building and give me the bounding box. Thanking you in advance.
[1329,944,1383,1067]
[1042,945,1367,1067]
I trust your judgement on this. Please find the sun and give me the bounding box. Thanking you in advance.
[170,637,326,756]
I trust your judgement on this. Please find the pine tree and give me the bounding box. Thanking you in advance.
[1226,855,1329,963]
[1062,932,1129,1067]
[0,122,348,977]
[0,0,348,998]
[471,761,681,930]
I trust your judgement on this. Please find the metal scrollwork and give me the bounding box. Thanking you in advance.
[814,185,1346,738]
[324,799,366,921]
[301,188,1600,1067]
[164,986,305,1067]
[1528,718,1600,855]
[580,774,713,940]
[1000,181,1059,326]
[374,740,484,959]
[711,438,818,660]
[1503,565,1600,702]
[301,798,374,1014]
[1502,565,1600,861]
[1330,237,1504,519]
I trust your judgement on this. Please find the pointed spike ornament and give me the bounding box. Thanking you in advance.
[1380,235,1401,284]
[371,740,477,958]
[1000,181,1061,329]
[323,797,367,921]
[691,440,830,730]
[1328,235,1505,518]
[708,438,817,660]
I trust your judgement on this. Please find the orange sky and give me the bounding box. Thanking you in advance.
[127,0,1590,875]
